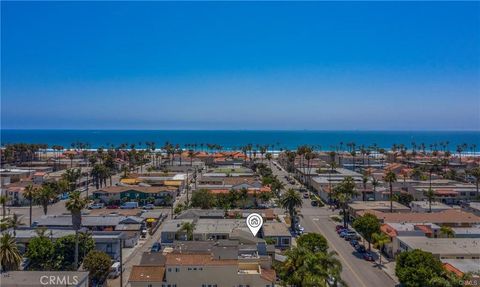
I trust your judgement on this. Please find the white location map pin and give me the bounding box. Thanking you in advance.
[246,213,263,236]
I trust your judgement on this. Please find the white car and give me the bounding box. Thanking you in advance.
[142,204,155,210]
[88,203,104,209]
[108,262,121,278]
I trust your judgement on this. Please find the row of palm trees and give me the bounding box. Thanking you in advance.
[0,190,87,272]
[1,143,48,165]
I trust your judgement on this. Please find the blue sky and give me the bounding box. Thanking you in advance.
[1,1,479,130]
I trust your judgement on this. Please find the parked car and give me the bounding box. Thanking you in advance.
[355,244,366,253]
[303,193,309,199]
[344,232,360,241]
[151,242,161,253]
[339,229,351,237]
[350,239,359,247]
[108,262,121,278]
[142,204,155,210]
[120,202,139,209]
[311,200,319,207]
[88,203,104,209]
[57,193,69,200]
[106,205,119,209]
[335,225,344,231]
[363,252,374,261]
[337,227,348,234]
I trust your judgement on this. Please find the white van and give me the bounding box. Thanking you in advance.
[108,262,121,278]
[120,202,139,209]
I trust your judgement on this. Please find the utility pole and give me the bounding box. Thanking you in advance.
[186,169,190,205]
[119,238,123,287]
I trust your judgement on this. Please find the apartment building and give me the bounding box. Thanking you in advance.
[358,209,480,227]
[395,236,480,260]
[129,243,276,287]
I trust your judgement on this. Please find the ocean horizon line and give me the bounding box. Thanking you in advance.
[2,128,480,132]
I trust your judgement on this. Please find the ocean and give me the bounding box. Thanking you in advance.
[1,130,479,151]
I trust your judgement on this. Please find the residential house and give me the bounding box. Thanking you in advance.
[12,228,126,260]
[261,222,291,249]
[93,185,177,205]
[359,209,480,227]
[410,201,454,213]
[128,243,276,287]
[348,201,410,220]
[394,236,480,260]
[35,215,143,247]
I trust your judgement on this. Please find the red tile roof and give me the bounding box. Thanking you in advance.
[443,263,464,277]
[380,224,397,238]
[129,266,165,282]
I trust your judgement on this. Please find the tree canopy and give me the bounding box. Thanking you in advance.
[395,249,445,287]
[352,213,381,251]
[190,189,216,209]
[296,233,329,253]
[83,250,112,285]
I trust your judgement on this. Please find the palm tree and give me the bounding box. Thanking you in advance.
[62,168,82,192]
[371,177,379,201]
[469,167,480,197]
[65,191,87,269]
[7,214,24,236]
[332,176,358,228]
[440,226,454,238]
[0,233,22,272]
[372,232,390,266]
[0,195,7,219]
[383,171,397,213]
[279,247,344,287]
[265,152,273,169]
[35,185,56,215]
[24,184,37,227]
[424,188,435,213]
[362,174,369,201]
[280,189,303,231]
[178,222,195,240]
[270,180,285,197]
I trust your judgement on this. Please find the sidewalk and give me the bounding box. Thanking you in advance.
[370,246,400,284]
